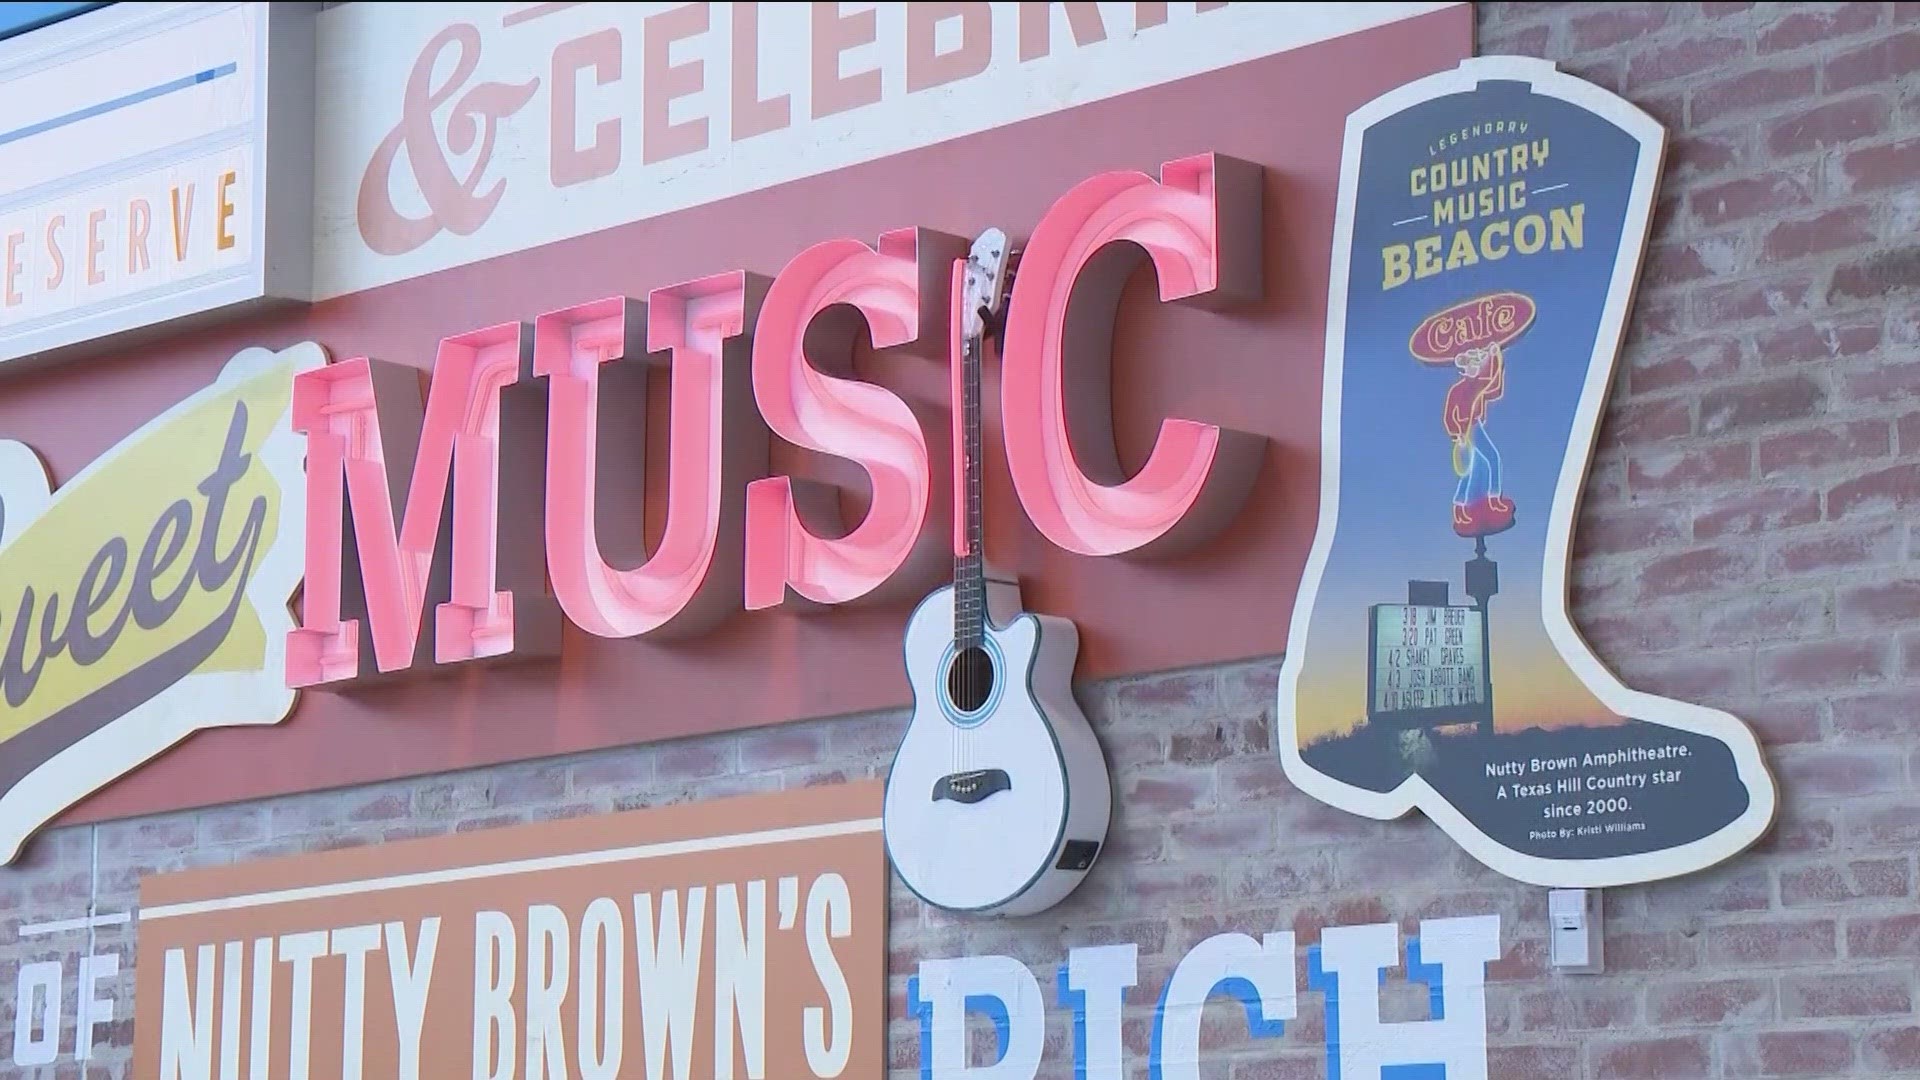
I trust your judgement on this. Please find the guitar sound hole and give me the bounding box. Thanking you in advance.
[946,647,996,713]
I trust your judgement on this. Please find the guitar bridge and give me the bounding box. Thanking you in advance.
[932,769,1012,805]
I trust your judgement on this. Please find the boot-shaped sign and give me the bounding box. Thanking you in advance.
[1278,57,1777,888]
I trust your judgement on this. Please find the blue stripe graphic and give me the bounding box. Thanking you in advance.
[0,61,236,149]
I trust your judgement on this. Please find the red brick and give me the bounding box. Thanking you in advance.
[1571,5,1670,49]
[1737,696,1825,744]
[1851,801,1920,846]
[1759,420,1889,478]
[1697,274,1814,326]
[1642,240,1718,287]
[347,792,411,823]
[1169,713,1266,765]
[1826,29,1920,92]
[1755,312,1885,367]
[1229,852,1335,901]
[1838,578,1920,629]
[1576,504,1686,553]
[197,806,268,845]
[1579,608,1690,658]
[1555,54,1626,94]
[1231,1054,1326,1080]
[1831,687,1920,738]
[1692,63,1817,124]
[1780,746,1906,796]
[1671,128,1748,178]
[1628,32,1748,87]
[737,727,825,771]
[1707,919,1838,964]
[1637,544,1759,600]
[1520,985,1640,1031]
[1604,930,1700,972]
[1486,936,1549,983]
[1830,247,1920,302]
[828,714,904,758]
[1843,359,1920,405]
[1689,167,1815,228]
[1761,204,1877,262]
[1121,770,1214,815]
[1762,805,1840,853]
[1781,857,1912,905]
[1850,914,1920,957]
[1766,521,1902,573]
[1828,462,1920,518]
[1593,1035,1711,1079]
[1485,1046,1579,1080]
[1169,811,1276,856]
[1768,95,1890,156]
[1615,649,1750,699]
[1602,397,1693,445]
[1218,756,1289,803]
[1481,22,1551,55]
[1705,375,1829,433]
[1627,442,1752,494]
[1759,637,1888,691]
[1114,670,1218,715]
[1725,1030,1855,1076]
[1647,978,1775,1024]
[488,764,568,807]
[1629,291,1686,340]
[1758,2,1883,52]
[1692,486,1821,538]
[1628,336,1741,394]
[1863,1028,1920,1072]
[1850,136,1920,191]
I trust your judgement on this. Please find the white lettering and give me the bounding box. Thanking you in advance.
[1063,944,1137,1080]
[526,904,571,1080]
[715,880,767,1080]
[635,887,706,1080]
[12,960,61,1068]
[912,954,1045,1080]
[803,874,853,1078]
[473,911,518,1080]
[1151,933,1294,1079]
[332,924,383,1080]
[277,931,328,1080]
[386,919,440,1080]
[160,946,215,1080]
[247,939,274,1080]
[577,899,625,1080]
[76,952,117,1064]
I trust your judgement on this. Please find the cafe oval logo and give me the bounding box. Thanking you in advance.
[0,343,322,863]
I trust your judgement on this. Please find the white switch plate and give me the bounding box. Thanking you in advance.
[1548,888,1604,974]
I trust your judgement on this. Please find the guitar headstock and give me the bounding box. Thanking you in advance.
[961,227,1014,344]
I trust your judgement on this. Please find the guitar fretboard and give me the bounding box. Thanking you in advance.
[954,331,987,649]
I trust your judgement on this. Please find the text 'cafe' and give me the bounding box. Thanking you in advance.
[0,2,1912,1078]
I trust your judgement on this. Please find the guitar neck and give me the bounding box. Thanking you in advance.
[954,331,987,648]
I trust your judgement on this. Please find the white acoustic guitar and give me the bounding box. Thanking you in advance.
[882,228,1113,916]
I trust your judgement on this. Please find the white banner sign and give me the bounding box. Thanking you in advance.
[314,1,1461,299]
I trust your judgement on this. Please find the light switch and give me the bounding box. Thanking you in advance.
[1548,888,1604,974]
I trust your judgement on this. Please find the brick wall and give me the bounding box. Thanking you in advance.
[4,3,1920,1077]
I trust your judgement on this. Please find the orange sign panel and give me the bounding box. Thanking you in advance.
[133,782,886,1080]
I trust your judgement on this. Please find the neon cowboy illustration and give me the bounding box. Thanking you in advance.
[1411,292,1536,538]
